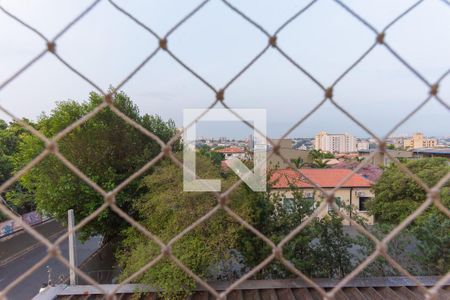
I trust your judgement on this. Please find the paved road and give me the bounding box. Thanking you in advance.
[0,225,101,300]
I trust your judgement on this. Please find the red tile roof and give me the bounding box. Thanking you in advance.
[270,168,373,188]
[215,146,245,153]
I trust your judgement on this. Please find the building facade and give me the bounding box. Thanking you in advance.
[403,133,437,149]
[314,131,357,153]
[215,146,247,160]
[270,168,374,225]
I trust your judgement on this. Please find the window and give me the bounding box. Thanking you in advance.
[359,197,370,211]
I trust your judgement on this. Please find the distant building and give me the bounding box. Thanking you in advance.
[267,139,312,169]
[412,148,450,159]
[403,133,437,149]
[356,140,370,151]
[269,168,374,224]
[314,131,357,153]
[386,137,406,149]
[358,149,413,166]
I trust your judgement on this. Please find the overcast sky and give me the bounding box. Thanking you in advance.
[0,0,449,138]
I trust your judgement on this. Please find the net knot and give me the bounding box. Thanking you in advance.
[216,89,225,101]
[159,38,168,50]
[430,84,438,96]
[325,87,333,99]
[376,32,385,44]
[47,245,61,257]
[269,36,277,47]
[46,140,58,153]
[104,93,113,104]
[272,246,282,259]
[47,41,56,53]
[105,193,115,204]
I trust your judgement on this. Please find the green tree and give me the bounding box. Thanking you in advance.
[366,158,450,275]
[14,91,177,240]
[290,157,306,169]
[0,120,34,219]
[240,187,355,279]
[197,144,224,165]
[412,191,450,275]
[116,155,255,299]
[367,158,449,224]
[309,149,334,160]
[311,158,329,169]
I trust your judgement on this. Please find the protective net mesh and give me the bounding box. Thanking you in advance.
[0,1,449,299]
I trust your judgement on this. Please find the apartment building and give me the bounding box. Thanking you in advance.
[314,131,357,153]
[270,168,374,225]
[403,132,437,149]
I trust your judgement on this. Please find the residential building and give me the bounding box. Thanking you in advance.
[215,146,247,160]
[330,161,382,182]
[269,168,374,224]
[403,133,437,149]
[267,139,312,169]
[314,131,357,153]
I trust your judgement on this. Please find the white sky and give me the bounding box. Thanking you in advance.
[0,0,449,138]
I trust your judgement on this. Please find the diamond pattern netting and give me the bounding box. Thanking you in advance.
[0,1,449,300]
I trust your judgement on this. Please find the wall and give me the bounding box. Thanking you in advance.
[272,187,374,225]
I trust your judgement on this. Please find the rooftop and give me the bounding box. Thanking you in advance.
[215,146,246,154]
[34,277,450,300]
[413,148,450,154]
[270,168,373,189]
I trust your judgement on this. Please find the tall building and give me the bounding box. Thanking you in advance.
[314,131,357,153]
[403,133,437,149]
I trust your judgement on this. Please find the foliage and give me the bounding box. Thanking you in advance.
[367,158,449,224]
[197,144,224,165]
[239,188,355,279]
[290,157,306,168]
[0,120,34,219]
[366,158,450,275]
[14,91,177,241]
[116,156,255,299]
[387,144,396,150]
[311,158,329,169]
[354,223,416,277]
[309,149,334,160]
[412,190,450,275]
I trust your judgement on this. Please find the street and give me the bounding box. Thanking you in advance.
[0,222,101,300]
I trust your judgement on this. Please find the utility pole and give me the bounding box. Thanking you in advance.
[68,209,77,285]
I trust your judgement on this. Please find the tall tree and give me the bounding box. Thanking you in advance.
[367,158,449,224]
[14,91,177,240]
[117,155,256,299]
[0,120,33,219]
[366,158,450,275]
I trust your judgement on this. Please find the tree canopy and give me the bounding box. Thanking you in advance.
[117,154,358,298]
[14,91,177,240]
[367,158,449,224]
[367,158,450,275]
[117,155,256,298]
